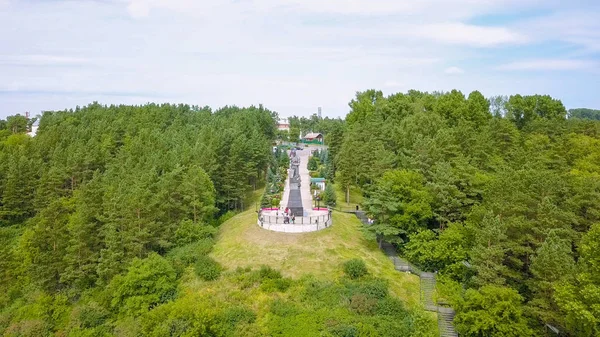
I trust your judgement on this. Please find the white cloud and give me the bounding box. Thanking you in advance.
[515,10,600,52]
[498,59,598,71]
[1,0,600,117]
[444,66,464,74]
[414,23,528,47]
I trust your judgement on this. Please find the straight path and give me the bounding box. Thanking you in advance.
[282,146,317,214]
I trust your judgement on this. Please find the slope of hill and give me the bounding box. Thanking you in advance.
[211,210,419,304]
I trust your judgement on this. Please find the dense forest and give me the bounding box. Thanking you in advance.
[334,90,600,336]
[0,103,434,337]
[2,93,600,336]
[569,108,600,121]
[0,103,278,335]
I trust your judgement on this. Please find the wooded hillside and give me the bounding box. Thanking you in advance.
[335,89,600,336]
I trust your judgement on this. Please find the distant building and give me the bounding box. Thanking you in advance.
[27,118,39,137]
[302,132,323,143]
[278,118,290,131]
[310,177,326,191]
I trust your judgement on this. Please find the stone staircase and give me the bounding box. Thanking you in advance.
[438,307,458,337]
[376,238,459,337]
[420,272,437,311]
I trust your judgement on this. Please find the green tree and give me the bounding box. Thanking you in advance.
[569,108,600,121]
[554,223,600,336]
[528,229,575,326]
[109,253,177,316]
[363,169,433,247]
[289,127,300,143]
[6,114,29,134]
[322,184,337,207]
[455,285,533,337]
[404,223,468,276]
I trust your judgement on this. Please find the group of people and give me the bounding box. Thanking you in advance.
[281,207,296,224]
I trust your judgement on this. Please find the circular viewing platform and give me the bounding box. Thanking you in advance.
[258,208,332,233]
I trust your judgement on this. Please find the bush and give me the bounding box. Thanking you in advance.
[349,294,377,315]
[260,278,292,293]
[269,299,299,317]
[109,253,178,316]
[69,301,109,329]
[343,259,368,279]
[222,306,256,327]
[167,239,214,275]
[328,324,359,337]
[352,279,388,300]
[194,256,221,281]
[376,298,407,317]
[175,220,215,246]
[258,265,282,280]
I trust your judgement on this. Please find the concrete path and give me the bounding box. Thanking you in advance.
[259,145,331,233]
[282,146,316,214]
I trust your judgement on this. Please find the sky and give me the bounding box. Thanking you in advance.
[1,0,599,119]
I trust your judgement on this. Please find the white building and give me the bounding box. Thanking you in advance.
[278,118,290,131]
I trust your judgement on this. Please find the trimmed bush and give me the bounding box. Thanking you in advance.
[194,256,221,281]
[343,259,368,279]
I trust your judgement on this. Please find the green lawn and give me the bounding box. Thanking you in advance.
[211,209,421,307]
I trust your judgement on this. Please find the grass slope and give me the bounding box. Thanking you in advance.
[211,209,421,307]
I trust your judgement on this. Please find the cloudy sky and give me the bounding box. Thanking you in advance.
[1,0,599,118]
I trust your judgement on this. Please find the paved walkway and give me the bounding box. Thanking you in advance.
[259,145,331,233]
[283,146,316,214]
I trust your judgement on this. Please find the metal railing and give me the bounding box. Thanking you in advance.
[259,213,331,225]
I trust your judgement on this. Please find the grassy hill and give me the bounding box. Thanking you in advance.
[211,209,420,306]
[173,205,439,336]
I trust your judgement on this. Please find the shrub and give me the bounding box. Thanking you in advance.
[175,220,215,246]
[109,253,178,316]
[194,256,221,281]
[167,239,214,275]
[4,319,50,337]
[260,278,292,293]
[269,299,299,317]
[70,301,109,329]
[354,279,388,300]
[301,279,345,308]
[376,298,407,317]
[258,265,282,280]
[222,306,256,327]
[328,324,359,337]
[349,294,377,315]
[343,259,368,279]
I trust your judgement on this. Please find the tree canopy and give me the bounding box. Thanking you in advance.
[334,89,600,336]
